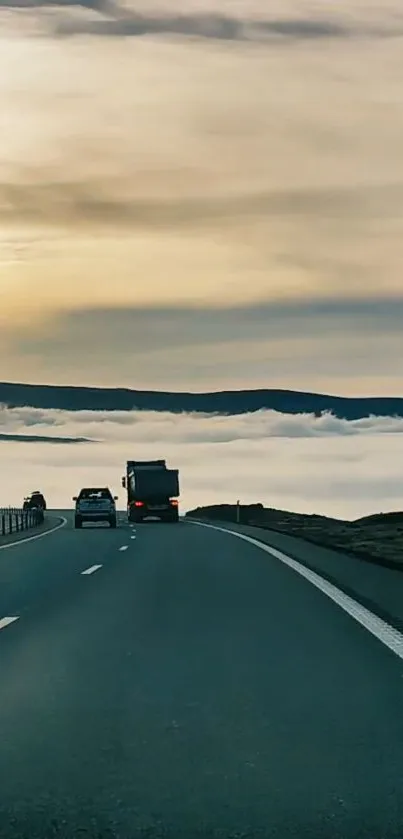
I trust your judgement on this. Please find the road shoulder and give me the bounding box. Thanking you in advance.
[186,517,403,633]
[0,515,66,550]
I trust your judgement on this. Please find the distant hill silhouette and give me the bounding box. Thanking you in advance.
[0,433,93,444]
[0,382,403,420]
[1,381,402,419]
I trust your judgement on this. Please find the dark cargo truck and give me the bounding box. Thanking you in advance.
[122,460,180,523]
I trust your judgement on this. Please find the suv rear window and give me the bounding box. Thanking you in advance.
[78,489,113,500]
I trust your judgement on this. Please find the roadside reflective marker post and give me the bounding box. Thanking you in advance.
[236,500,240,525]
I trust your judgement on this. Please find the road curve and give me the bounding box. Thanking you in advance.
[0,513,402,838]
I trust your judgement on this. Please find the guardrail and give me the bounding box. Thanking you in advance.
[0,507,44,537]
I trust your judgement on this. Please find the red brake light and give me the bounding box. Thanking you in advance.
[134,501,144,507]
[170,498,179,506]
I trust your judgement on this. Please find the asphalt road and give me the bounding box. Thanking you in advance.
[0,513,403,839]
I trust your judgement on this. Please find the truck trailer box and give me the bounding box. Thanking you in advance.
[130,468,179,499]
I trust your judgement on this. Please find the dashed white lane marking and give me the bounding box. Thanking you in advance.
[0,516,67,552]
[81,564,102,575]
[119,545,129,552]
[0,616,20,631]
[130,536,136,540]
[187,520,403,662]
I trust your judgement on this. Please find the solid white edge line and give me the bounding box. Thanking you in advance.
[0,516,68,552]
[187,520,403,662]
[81,564,102,575]
[0,616,20,630]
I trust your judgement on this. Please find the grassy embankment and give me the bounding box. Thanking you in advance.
[186,505,403,569]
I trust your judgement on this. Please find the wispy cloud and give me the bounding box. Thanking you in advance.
[7,295,402,394]
[0,0,113,9]
[0,0,397,42]
[54,12,351,41]
[0,0,354,40]
[2,179,403,230]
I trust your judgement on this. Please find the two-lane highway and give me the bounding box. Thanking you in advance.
[0,512,128,620]
[0,515,403,838]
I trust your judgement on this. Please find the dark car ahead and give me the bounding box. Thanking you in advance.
[73,488,118,529]
[23,491,47,512]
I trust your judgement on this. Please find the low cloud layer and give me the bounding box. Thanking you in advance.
[1,406,402,519]
[3,404,403,444]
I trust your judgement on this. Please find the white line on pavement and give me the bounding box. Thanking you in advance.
[0,616,20,631]
[119,545,129,551]
[130,536,136,540]
[187,520,403,662]
[0,516,67,552]
[81,564,102,575]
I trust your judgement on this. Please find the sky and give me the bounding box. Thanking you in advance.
[1,0,403,394]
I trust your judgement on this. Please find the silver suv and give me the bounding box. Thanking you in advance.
[73,488,118,529]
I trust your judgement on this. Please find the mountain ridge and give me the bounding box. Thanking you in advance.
[1,381,403,419]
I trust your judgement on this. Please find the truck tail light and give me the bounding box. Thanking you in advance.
[134,501,144,507]
[170,498,179,506]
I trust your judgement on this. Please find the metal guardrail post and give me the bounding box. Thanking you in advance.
[0,506,45,537]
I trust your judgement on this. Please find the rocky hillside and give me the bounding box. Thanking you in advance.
[185,504,403,569]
